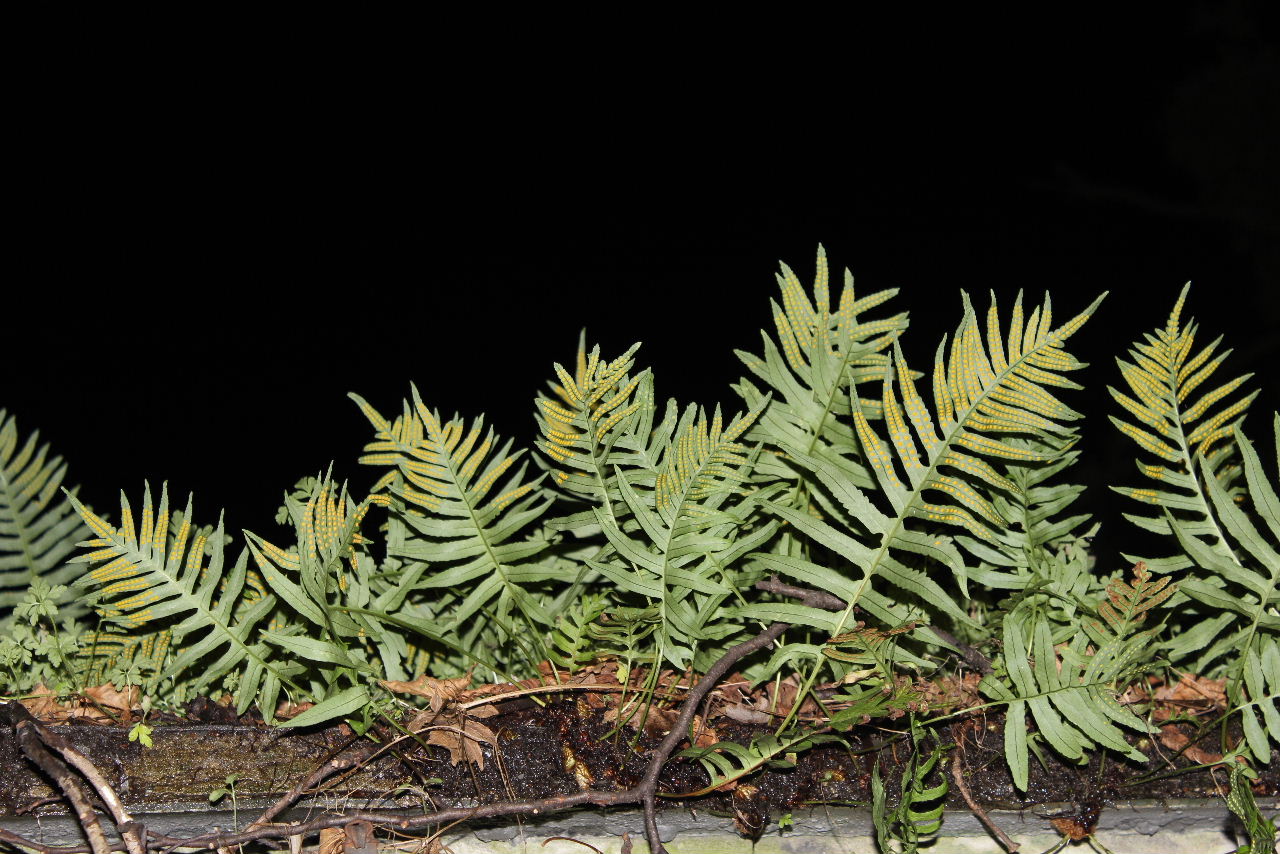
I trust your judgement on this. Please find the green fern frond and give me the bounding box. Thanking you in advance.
[672,728,840,798]
[350,386,559,674]
[982,605,1150,791]
[1110,284,1257,568]
[548,592,609,671]
[1165,417,1280,762]
[871,715,947,853]
[68,484,290,715]
[953,431,1092,586]
[0,410,89,610]
[593,397,775,673]
[734,246,908,494]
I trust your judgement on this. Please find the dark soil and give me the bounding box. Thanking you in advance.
[3,695,1275,836]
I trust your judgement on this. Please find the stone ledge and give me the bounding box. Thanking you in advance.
[4,800,1274,853]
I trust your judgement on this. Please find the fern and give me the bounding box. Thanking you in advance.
[672,728,840,797]
[1110,283,1256,571]
[590,397,775,681]
[745,291,1104,643]
[982,602,1153,791]
[548,592,609,671]
[1166,417,1280,762]
[955,431,1093,590]
[871,715,947,854]
[1227,756,1278,853]
[734,246,906,504]
[351,385,561,676]
[68,484,294,717]
[1088,561,1176,641]
[534,337,650,522]
[0,410,88,610]
[244,473,394,724]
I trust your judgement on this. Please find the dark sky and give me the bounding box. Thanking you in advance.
[8,6,1279,565]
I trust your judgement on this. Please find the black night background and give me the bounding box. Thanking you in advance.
[7,6,1278,569]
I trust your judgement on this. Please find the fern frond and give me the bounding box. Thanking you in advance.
[535,337,650,498]
[871,715,947,853]
[1165,417,1280,762]
[68,484,289,715]
[672,728,840,797]
[1110,283,1257,568]
[1089,561,1176,640]
[750,291,1104,644]
[548,592,609,671]
[78,626,173,690]
[983,606,1150,790]
[0,410,88,610]
[351,386,560,675]
[593,397,775,672]
[734,246,908,494]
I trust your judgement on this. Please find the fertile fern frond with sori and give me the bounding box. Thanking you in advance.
[0,410,89,610]
[67,484,292,717]
[746,291,1105,647]
[1162,417,1280,763]
[534,337,652,525]
[1110,283,1257,570]
[350,385,562,673]
[591,397,777,676]
[734,246,907,497]
[244,474,408,723]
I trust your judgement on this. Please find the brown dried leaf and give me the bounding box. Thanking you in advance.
[83,683,139,715]
[721,704,773,725]
[1158,724,1223,765]
[20,683,62,720]
[318,827,344,854]
[380,674,471,714]
[422,711,498,769]
[1153,674,1227,720]
[276,700,314,720]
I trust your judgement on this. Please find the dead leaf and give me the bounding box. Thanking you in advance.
[1154,673,1227,709]
[318,827,344,854]
[721,704,772,725]
[1158,724,1223,765]
[380,674,471,714]
[276,700,314,720]
[410,702,499,769]
[20,683,61,719]
[83,683,139,715]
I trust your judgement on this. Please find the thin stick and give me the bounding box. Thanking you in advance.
[247,737,377,829]
[950,748,1020,853]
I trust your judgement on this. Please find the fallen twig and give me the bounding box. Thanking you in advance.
[4,704,113,854]
[950,727,1020,853]
[247,735,378,829]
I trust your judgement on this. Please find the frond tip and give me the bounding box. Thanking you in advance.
[1110,283,1257,563]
